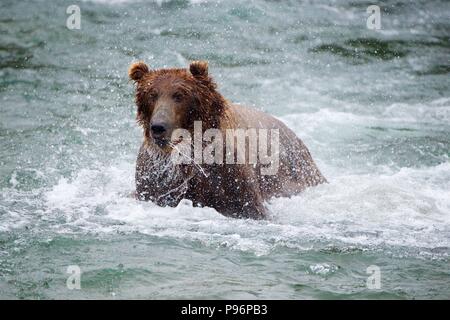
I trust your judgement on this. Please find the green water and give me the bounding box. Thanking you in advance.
[0,0,449,299]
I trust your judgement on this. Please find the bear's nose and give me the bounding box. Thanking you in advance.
[150,123,167,136]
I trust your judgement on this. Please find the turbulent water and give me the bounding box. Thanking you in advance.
[1,0,449,299]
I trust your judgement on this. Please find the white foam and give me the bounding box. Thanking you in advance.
[40,156,450,257]
[281,98,450,135]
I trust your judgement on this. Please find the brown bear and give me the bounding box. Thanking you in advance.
[129,60,326,219]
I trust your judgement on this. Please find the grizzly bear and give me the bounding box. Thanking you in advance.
[129,60,326,219]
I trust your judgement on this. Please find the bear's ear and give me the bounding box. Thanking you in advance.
[189,60,208,78]
[128,61,150,81]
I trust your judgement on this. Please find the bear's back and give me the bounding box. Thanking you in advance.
[223,104,326,199]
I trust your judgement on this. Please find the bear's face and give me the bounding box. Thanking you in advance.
[129,61,224,151]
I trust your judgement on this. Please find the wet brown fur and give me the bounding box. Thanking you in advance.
[129,60,326,219]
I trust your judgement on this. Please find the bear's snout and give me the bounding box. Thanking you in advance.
[150,122,170,146]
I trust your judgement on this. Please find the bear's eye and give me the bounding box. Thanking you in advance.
[148,91,158,101]
[172,92,184,102]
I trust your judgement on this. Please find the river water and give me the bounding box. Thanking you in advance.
[0,0,449,299]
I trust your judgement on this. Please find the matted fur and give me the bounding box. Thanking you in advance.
[135,143,193,206]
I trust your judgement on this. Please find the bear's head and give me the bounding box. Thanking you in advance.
[129,60,226,151]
